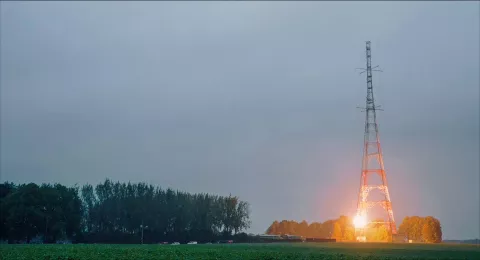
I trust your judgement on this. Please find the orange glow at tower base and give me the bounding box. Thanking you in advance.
[353,214,367,229]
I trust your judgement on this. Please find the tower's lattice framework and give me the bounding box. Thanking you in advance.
[356,41,397,235]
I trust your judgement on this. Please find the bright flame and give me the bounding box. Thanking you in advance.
[353,214,367,229]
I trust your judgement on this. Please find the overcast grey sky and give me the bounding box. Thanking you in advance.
[1,2,479,239]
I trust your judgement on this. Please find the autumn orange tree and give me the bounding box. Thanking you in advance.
[364,219,391,242]
[398,216,442,243]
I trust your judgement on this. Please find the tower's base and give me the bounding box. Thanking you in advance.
[356,236,367,242]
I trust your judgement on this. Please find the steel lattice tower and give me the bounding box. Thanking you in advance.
[356,41,397,235]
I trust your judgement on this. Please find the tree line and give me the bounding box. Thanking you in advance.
[265,216,388,242]
[0,179,251,244]
[266,215,442,243]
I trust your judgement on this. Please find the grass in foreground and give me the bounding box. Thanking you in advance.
[1,242,480,260]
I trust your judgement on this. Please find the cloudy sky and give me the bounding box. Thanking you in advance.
[1,2,479,239]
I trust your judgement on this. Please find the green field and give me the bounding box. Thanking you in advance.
[1,243,480,260]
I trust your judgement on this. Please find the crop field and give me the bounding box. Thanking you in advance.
[1,242,480,260]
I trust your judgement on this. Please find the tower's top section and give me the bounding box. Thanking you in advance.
[360,40,383,112]
[365,41,375,108]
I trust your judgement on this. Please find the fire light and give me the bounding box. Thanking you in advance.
[353,214,367,229]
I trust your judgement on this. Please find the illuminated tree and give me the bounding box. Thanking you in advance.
[431,217,442,243]
[321,220,335,238]
[332,222,342,240]
[266,221,279,235]
[298,220,309,237]
[398,216,442,243]
[375,225,390,242]
[398,216,411,239]
[422,216,442,243]
[343,225,356,241]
